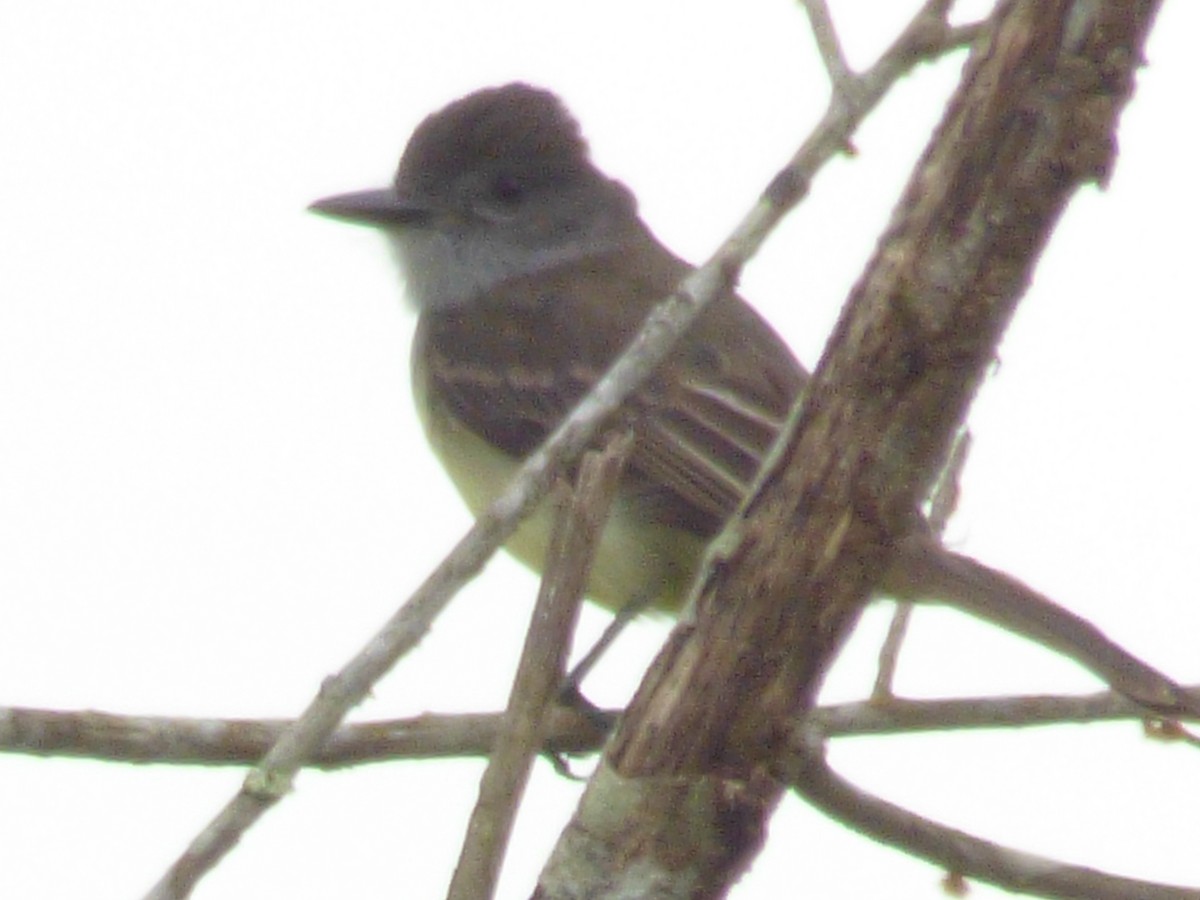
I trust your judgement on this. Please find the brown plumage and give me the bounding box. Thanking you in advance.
[414,234,807,541]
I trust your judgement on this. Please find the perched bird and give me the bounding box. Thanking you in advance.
[311,83,804,613]
[309,84,1175,712]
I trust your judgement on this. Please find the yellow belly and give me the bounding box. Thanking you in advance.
[411,357,701,614]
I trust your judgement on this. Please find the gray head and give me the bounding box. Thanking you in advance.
[310,83,641,310]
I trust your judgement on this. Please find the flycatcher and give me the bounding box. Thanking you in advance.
[305,83,1185,713]
[304,85,1026,623]
[310,83,809,613]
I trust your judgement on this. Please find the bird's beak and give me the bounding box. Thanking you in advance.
[307,188,432,227]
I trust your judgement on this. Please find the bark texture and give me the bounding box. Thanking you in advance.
[537,0,1162,896]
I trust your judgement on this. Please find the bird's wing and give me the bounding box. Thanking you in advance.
[416,240,807,539]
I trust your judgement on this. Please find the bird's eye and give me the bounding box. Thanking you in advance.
[491,174,525,205]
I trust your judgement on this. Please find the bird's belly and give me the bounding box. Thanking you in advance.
[413,386,700,614]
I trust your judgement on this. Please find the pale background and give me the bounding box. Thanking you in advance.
[1,1,1197,898]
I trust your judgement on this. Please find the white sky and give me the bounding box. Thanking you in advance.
[1,2,1198,898]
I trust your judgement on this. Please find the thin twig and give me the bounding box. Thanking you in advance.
[800,0,855,86]
[874,431,972,698]
[871,604,914,698]
[929,432,971,532]
[811,691,1199,741]
[447,433,631,900]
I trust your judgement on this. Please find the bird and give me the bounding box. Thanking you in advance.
[308,83,1181,712]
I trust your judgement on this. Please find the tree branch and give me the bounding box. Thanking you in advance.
[447,433,631,900]
[874,428,971,699]
[781,724,1200,900]
[4,683,1195,769]
[538,1,1166,896]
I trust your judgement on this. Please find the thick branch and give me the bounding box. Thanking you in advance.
[538,1,1163,896]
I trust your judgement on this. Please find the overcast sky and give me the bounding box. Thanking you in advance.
[1,2,1197,898]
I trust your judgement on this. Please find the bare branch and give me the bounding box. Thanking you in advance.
[802,0,987,110]
[873,603,915,698]
[874,432,972,699]
[800,0,855,86]
[811,691,1199,740]
[447,433,630,900]
[781,724,1200,900]
[4,682,1196,770]
[893,539,1200,718]
[0,704,605,767]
